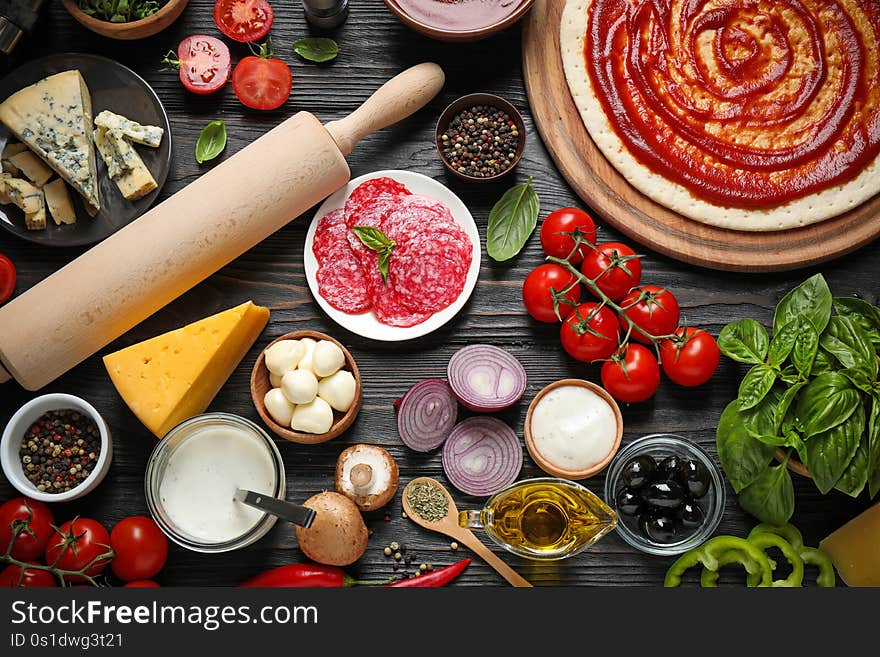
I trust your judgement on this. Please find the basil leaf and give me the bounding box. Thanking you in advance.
[819,316,877,375]
[841,366,876,395]
[795,372,860,438]
[486,179,540,261]
[738,364,777,411]
[803,405,864,494]
[716,401,776,493]
[195,120,227,164]
[778,365,801,385]
[292,37,340,63]
[835,440,869,498]
[811,348,838,375]
[741,384,784,438]
[868,398,880,499]
[791,317,819,375]
[377,250,391,283]
[775,381,806,434]
[737,460,795,526]
[772,274,832,336]
[833,297,880,350]
[719,319,769,364]
[768,320,798,368]
[352,226,394,251]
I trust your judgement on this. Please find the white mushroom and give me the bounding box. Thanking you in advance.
[317,369,357,412]
[269,372,283,388]
[290,396,334,434]
[264,388,295,426]
[264,340,304,376]
[313,340,345,378]
[297,338,318,374]
[281,369,318,405]
[334,444,399,511]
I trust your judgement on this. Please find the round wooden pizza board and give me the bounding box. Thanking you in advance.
[522,0,880,272]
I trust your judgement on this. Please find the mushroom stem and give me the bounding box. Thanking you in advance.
[350,463,373,489]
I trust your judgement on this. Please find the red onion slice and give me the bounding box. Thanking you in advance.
[447,344,527,412]
[442,417,522,496]
[397,379,458,452]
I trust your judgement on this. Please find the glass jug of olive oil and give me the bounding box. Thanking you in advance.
[459,478,617,560]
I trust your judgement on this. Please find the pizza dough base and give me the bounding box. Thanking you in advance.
[560,0,880,232]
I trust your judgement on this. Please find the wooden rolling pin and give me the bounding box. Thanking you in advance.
[0,63,445,390]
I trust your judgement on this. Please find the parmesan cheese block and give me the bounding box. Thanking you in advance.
[43,178,76,225]
[820,503,880,587]
[93,126,157,201]
[103,301,270,438]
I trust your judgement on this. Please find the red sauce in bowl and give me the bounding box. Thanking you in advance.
[394,0,528,32]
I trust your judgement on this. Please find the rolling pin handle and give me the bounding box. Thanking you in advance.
[326,62,445,155]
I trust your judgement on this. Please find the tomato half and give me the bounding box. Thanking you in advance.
[601,344,661,403]
[213,0,274,43]
[522,264,582,323]
[0,253,15,305]
[622,285,681,344]
[560,303,620,362]
[0,498,54,561]
[539,207,596,264]
[580,242,642,302]
[45,518,111,583]
[110,516,168,582]
[659,327,720,387]
[0,565,56,588]
[174,35,231,95]
[233,50,292,111]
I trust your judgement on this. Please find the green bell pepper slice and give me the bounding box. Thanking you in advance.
[664,536,773,587]
[749,524,835,587]
[699,549,764,587]
[747,532,804,587]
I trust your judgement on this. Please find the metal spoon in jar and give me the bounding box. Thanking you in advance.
[234,489,316,528]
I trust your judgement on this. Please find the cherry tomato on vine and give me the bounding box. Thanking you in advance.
[560,303,620,362]
[213,0,274,43]
[0,498,54,561]
[45,519,111,582]
[580,242,642,301]
[232,42,292,111]
[0,564,56,588]
[110,516,168,582]
[165,35,231,95]
[601,344,661,403]
[539,208,596,264]
[659,327,720,387]
[522,264,582,323]
[622,285,680,344]
[124,579,161,588]
[0,253,15,305]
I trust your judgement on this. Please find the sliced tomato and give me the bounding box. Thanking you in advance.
[0,253,15,305]
[173,35,231,95]
[214,0,274,43]
[232,43,292,111]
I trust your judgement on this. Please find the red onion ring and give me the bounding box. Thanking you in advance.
[447,345,527,412]
[396,379,458,452]
[442,417,522,496]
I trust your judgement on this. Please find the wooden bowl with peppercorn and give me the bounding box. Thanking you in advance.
[0,393,112,502]
[435,93,526,183]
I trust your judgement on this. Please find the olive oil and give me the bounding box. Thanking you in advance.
[460,478,617,560]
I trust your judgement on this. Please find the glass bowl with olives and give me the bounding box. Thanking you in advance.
[603,434,725,556]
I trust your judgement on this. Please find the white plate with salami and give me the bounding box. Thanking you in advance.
[305,170,481,341]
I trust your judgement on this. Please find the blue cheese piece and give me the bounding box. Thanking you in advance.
[43,178,76,225]
[8,151,53,187]
[0,70,100,212]
[94,110,163,148]
[2,176,45,229]
[93,126,157,201]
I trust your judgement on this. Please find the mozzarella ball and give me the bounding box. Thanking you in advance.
[291,397,334,434]
[264,388,295,426]
[269,372,283,388]
[313,340,346,378]
[264,340,304,376]
[318,370,357,412]
[298,338,318,374]
[281,369,318,405]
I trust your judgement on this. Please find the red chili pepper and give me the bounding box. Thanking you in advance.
[386,558,471,588]
[239,564,393,588]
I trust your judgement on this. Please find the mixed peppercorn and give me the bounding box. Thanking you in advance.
[439,104,521,179]
[19,410,101,494]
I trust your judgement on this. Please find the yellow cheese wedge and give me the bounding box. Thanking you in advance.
[103,301,270,438]
[820,503,880,586]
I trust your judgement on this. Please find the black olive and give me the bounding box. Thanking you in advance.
[678,500,705,530]
[615,487,644,516]
[677,459,711,498]
[658,455,683,481]
[639,512,678,544]
[621,455,657,489]
[644,480,685,511]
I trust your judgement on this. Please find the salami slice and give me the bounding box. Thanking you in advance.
[312,209,350,261]
[316,256,371,314]
[345,177,410,211]
[390,232,472,313]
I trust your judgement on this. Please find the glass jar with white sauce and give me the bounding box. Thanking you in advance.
[145,413,285,553]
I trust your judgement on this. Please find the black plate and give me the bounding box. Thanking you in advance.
[0,53,171,247]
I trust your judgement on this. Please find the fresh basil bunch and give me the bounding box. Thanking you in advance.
[717,274,880,526]
[77,0,165,23]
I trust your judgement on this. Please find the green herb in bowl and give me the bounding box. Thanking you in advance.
[77,0,166,23]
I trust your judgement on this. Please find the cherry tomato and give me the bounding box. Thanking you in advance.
[124,579,161,588]
[232,43,292,111]
[560,303,620,362]
[213,0,273,43]
[659,327,720,387]
[580,242,642,301]
[0,498,54,561]
[45,518,111,583]
[0,253,15,305]
[601,343,661,403]
[110,516,168,582]
[539,207,596,264]
[0,565,56,588]
[622,285,681,344]
[522,264,582,323]
[170,35,231,95]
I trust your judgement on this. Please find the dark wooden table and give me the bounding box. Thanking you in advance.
[0,1,873,586]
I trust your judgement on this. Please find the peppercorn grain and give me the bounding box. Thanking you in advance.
[19,409,100,494]
[440,104,521,179]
